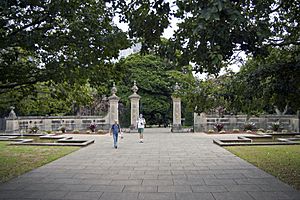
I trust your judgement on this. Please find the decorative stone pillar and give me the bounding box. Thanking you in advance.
[6,106,19,133]
[129,81,141,130]
[172,83,182,132]
[108,82,120,126]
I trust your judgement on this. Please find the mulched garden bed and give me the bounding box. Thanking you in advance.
[57,131,109,135]
[205,130,259,134]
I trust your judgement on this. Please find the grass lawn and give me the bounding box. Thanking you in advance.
[0,141,80,183]
[225,145,300,190]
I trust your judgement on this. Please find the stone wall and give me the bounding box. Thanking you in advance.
[194,113,300,132]
[5,115,109,133]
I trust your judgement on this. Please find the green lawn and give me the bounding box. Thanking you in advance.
[0,142,80,183]
[225,145,300,190]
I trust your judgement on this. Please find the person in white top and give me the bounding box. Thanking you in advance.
[137,114,146,143]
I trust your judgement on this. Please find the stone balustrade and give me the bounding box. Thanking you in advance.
[194,113,300,132]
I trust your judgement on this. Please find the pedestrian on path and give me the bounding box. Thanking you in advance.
[110,120,120,149]
[137,114,146,143]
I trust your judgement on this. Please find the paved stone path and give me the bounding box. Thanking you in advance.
[0,128,299,200]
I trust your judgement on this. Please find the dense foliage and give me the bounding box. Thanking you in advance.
[115,53,194,126]
[113,0,300,73]
[190,47,300,115]
[0,0,130,94]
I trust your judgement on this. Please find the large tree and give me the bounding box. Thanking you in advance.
[189,46,300,116]
[0,0,130,94]
[234,47,300,114]
[0,80,99,116]
[113,0,300,74]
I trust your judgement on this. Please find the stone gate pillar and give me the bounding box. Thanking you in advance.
[108,82,120,126]
[172,83,182,132]
[129,81,140,130]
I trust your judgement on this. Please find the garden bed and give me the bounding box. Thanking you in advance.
[60,130,109,135]
[0,134,94,147]
[213,133,300,146]
[205,130,259,134]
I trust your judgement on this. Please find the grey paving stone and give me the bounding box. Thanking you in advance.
[234,178,280,185]
[181,170,200,175]
[0,191,33,199]
[99,192,138,200]
[110,179,142,185]
[45,172,75,178]
[46,178,82,184]
[123,185,157,192]
[23,183,62,191]
[187,174,215,179]
[129,174,158,179]
[243,172,274,179]
[215,173,246,179]
[104,174,131,179]
[158,175,186,180]
[142,179,174,186]
[175,192,215,200]
[248,191,291,200]
[89,185,124,192]
[55,184,92,191]
[138,192,175,200]
[283,191,300,200]
[258,183,295,192]
[80,179,112,185]
[8,176,47,184]
[0,183,26,191]
[173,179,204,186]
[191,185,227,192]
[204,178,237,185]
[0,199,40,200]
[212,192,255,200]
[158,185,192,192]
[29,191,69,199]
[171,170,186,175]
[224,184,262,192]
[73,173,105,179]
[145,170,172,175]
[64,191,102,200]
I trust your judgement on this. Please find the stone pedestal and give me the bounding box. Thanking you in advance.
[172,83,182,132]
[129,81,140,130]
[108,83,120,126]
[129,95,140,129]
[5,106,19,133]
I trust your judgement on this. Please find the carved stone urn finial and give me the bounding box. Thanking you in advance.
[111,82,117,95]
[174,82,180,91]
[132,80,138,94]
[8,106,17,119]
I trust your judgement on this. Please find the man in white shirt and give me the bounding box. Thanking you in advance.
[137,114,146,143]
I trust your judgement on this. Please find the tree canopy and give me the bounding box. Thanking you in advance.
[0,0,130,94]
[113,0,300,73]
[189,46,300,115]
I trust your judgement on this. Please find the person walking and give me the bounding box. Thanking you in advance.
[110,120,120,149]
[137,114,146,143]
